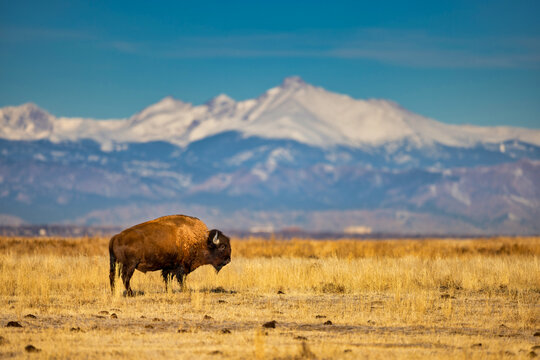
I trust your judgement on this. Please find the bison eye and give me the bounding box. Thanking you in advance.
[219,244,226,251]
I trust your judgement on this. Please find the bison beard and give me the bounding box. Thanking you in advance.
[109,215,231,296]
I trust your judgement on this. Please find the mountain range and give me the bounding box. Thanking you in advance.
[1,77,539,235]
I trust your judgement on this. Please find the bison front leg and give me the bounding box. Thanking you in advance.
[162,269,172,291]
[174,268,186,291]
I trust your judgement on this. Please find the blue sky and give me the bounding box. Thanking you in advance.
[1,0,539,128]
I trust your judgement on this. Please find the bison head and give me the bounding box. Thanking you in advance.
[207,229,231,273]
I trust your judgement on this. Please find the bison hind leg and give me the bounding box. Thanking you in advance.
[109,258,116,294]
[121,262,137,297]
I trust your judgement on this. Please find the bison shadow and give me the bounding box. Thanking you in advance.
[122,290,145,297]
[182,287,237,294]
[122,287,236,296]
[208,286,237,294]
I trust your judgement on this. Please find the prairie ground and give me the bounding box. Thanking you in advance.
[0,236,539,359]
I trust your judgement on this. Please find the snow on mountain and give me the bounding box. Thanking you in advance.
[1,77,539,150]
[0,103,54,140]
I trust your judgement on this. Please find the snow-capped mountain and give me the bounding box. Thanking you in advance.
[1,77,539,234]
[0,103,54,140]
[2,76,540,150]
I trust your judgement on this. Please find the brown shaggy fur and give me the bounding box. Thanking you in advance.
[109,215,231,296]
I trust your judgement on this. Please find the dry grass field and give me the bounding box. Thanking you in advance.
[0,236,539,359]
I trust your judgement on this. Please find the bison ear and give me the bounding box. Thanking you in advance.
[208,229,220,246]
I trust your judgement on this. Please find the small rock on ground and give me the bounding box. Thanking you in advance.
[25,345,41,353]
[263,320,277,328]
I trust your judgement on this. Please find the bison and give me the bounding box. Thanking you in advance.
[109,215,231,296]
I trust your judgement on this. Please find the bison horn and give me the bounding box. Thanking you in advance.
[212,231,220,245]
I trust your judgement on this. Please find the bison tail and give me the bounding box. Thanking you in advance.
[109,242,117,294]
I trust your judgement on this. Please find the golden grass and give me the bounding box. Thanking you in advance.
[2,235,538,258]
[0,236,539,359]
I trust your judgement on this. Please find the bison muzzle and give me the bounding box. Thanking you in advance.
[109,215,231,296]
